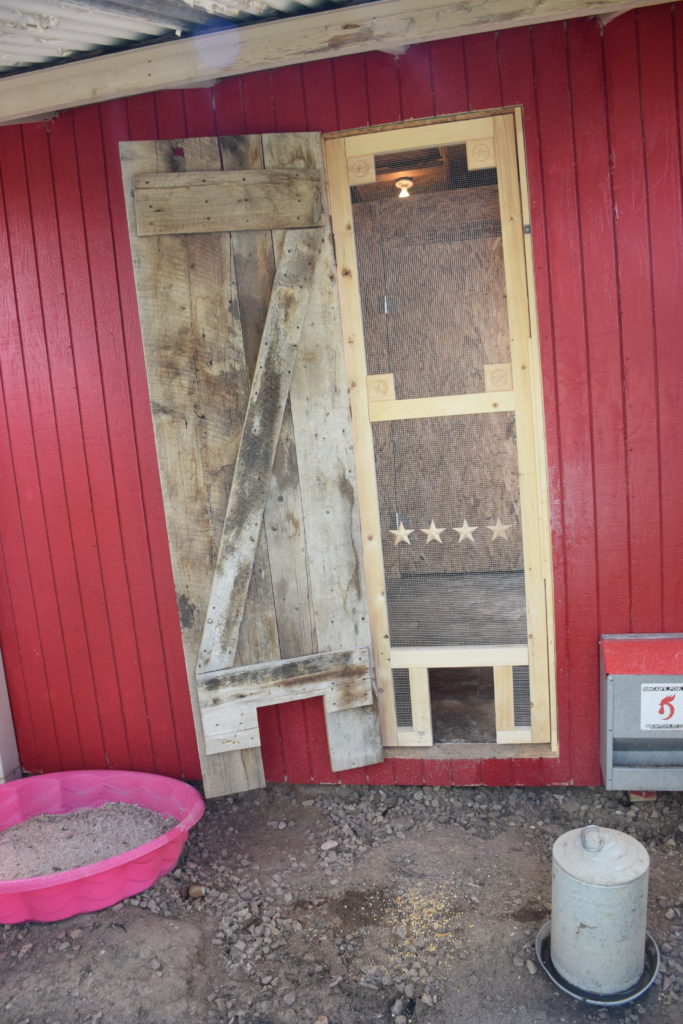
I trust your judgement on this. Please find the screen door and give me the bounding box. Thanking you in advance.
[326,115,554,751]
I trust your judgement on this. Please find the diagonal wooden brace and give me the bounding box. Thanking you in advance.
[196,227,322,679]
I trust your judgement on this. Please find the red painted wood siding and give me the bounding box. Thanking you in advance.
[1,5,682,787]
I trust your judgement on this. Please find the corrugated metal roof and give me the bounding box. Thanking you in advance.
[0,0,369,76]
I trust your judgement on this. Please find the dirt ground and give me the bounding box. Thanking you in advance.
[1,782,682,1024]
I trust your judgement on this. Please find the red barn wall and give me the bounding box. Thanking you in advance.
[1,5,682,788]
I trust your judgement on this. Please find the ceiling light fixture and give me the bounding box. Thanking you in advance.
[395,177,414,198]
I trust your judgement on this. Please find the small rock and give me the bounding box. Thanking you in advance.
[665,908,676,920]
[321,840,339,851]
[283,991,296,1006]
[526,959,538,975]
[187,884,205,900]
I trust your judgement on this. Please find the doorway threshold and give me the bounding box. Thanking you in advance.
[384,741,556,761]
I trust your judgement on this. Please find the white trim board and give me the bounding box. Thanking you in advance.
[0,0,671,125]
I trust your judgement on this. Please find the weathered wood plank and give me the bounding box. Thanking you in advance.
[263,133,384,772]
[120,137,265,797]
[124,131,382,787]
[219,135,317,665]
[199,647,373,754]
[196,226,322,676]
[3,1,665,124]
[134,169,324,236]
[201,648,372,706]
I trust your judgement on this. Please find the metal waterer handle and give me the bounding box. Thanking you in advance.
[581,825,604,852]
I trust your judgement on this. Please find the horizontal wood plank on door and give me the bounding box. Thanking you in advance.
[199,648,372,708]
[199,647,373,754]
[133,169,324,235]
[369,391,516,421]
[390,646,529,668]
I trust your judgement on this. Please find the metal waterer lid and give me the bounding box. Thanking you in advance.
[553,825,649,886]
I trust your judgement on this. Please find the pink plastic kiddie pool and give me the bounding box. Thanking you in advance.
[0,770,204,923]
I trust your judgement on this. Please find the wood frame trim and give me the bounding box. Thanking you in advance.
[325,109,557,755]
[326,137,399,746]
[369,391,516,422]
[390,646,530,669]
[513,107,558,752]
[394,667,433,747]
[493,113,553,745]
[0,1,663,125]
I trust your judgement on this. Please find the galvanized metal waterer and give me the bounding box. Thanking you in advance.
[536,825,660,1005]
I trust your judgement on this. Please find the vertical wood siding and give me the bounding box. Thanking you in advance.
[1,5,682,786]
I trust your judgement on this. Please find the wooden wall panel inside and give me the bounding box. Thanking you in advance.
[1,5,682,787]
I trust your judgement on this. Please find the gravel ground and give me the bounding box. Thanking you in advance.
[1,782,682,1024]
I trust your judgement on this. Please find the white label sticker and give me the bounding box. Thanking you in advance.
[641,683,683,730]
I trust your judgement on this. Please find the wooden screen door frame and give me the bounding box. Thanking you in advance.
[324,110,557,752]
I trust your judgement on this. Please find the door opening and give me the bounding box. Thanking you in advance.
[326,113,556,756]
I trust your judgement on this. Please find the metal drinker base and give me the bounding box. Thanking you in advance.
[535,922,660,1007]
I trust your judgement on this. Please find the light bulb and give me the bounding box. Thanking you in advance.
[395,177,414,198]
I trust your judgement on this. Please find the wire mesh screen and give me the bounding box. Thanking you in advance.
[513,666,532,727]
[385,572,527,647]
[392,670,413,728]
[352,144,510,400]
[352,140,529,653]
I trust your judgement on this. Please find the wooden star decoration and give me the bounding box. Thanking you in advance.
[389,521,413,545]
[420,520,446,544]
[487,517,512,541]
[453,519,478,544]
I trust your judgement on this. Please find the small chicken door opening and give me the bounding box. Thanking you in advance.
[327,114,555,754]
[392,665,533,745]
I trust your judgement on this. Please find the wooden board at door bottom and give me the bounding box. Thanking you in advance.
[197,647,374,756]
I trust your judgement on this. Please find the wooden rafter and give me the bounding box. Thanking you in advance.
[0,0,673,124]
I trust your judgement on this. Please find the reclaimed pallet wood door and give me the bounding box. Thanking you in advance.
[120,134,383,797]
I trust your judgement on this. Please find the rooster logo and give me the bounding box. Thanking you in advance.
[658,694,676,721]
